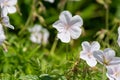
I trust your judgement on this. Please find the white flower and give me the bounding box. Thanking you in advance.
[1,16,14,29]
[0,24,6,45]
[93,48,120,66]
[44,0,54,3]
[53,11,83,43]
[30,33,42,44]
[117,27,120,46]
[42,28,49,45]
[0,0,17,17]
[29,24,49,45]
[80,41,100,67]
[106,64,120,80]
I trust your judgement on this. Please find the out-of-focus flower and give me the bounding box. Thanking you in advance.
[29,24,49,45]
[1,16,14,29]
[0,24,6,45]
[44,0,54,3]
[53,11,83,43]
[0,0,17,17]
[93,48,120,66]
[117,27,120,46]
[106,64,120,80]
[80,41,100,67]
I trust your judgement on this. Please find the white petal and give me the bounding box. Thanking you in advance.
[7,0,17,5]
[59,11,72,25]
[0,24,6,45]
[57,31,70,43]
[104,48,115,58]
[1,6,8,17]
[93,50,104,64]
[117,36,120,46]
[53,20,65,32]
[90,41,100,52]
[86,58,97,67]
[106,73,114,80]
[42,28,49,44]
[109,57,120,65]
[70,15,83,27]
[7,6,16,13]
[30,33,42,44]
[29,24,42,32]
[118,27,120,35]
[2,16,14,29]
[80,51,88,60]
[81,41,91,51]
[44,0,54,3]
[69,26,82,39]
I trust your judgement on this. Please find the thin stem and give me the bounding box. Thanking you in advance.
[50,37,58,55]
[105,5,109,30]
[102,66,106,80]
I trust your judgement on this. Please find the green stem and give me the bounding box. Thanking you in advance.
[50,37,58,55]
[102,66,106,80]
[105,6,109,30]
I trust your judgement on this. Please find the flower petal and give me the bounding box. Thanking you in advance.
[109,57,120,65]
[104,48,115,59]
[7,0,17,5]
[86,58,97,67]
[70,15,83,27]
[90,41,100,52]
[7,6,16,13]
[59,11,72,25]
[1,6,8,17]
[93,50,104,65]
[0,24,6,45]
[57,31,70,43]
[53,20,65,32]
[81,41,91,51]
[69,26,81,39]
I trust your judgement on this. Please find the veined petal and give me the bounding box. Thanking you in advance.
[0,24,6,45]
[80,51,88,60]
[7,0,17,5]
[30,33,42,44]
[104,48,115,59]
[69,26,81,39]
[7,6,16,13]
[90,41,100,52]
[109,57,120,65]
[57,31,70,43]
[70,15,83,27]
[1,6,8,17]
[29,24,42,32]
[59,11,72,25]
[93,50,104,65]
[117,36,120,46]
[53,20,65,32]
[81,41,91,51]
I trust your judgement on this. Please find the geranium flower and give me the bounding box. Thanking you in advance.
[29,24,49,45]
[93,48,120,66]
[0,24,6,45]
[53,11,83,43]
[106,64,120,80]
[80,41,100,67]
[1,16,14,29]
[44,0,54,3]
[0,0,17,17]
[117,27,120,46]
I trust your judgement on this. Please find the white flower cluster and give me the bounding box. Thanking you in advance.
[53,10,120,80]
[29,24,49,45]
[79,26,120,80]
[0,0,17,45]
